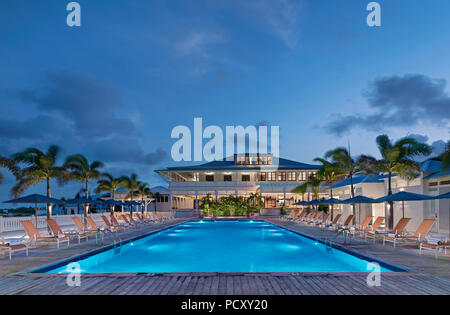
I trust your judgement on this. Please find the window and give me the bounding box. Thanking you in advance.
[224,175,232,182]
[258,172,267,181]
[278,172,286,181]
[440,180,450,186]
[300,172,306,181]
[288,172,296,181]
[242,175,250,182]
[268,172,276,181]
[429,182,438,187]
[206,175,215,182]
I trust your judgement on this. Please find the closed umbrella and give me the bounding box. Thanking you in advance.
[3,194,65,227]
[343,196,377,225]
[375,192,434,219]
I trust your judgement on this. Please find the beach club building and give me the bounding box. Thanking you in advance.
[332,159,450,237]
[156,154,321,211]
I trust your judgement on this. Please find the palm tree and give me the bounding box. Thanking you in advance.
[119,173,140,215]
[248,192,263,209]
[152,192,162,212]
[11,145,65,219]
[137,182,152,214]
[441,141,450,171]
[294,173,323,214]
[0,156,19,184]
[95,173,121,215]
[314,157,346,220]
[63,154,104,198]
[324,147,373,224]
[365,135,431,229]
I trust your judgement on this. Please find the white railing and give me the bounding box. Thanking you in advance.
[0,213,106,233]
[0,211,197,234]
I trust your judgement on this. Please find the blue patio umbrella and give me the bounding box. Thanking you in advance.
[375,191,434,218]
[319,198,343,205]
[3,194,65,227]
[433,192,450,199]
[342,196,377,204]
[342,196,377,225]
[293,200,308,206]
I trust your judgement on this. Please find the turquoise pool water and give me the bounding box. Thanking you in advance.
[45,220,398,273]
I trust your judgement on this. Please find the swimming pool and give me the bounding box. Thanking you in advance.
[41,220,403,273]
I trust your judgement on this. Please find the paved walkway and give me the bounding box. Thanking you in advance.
[0,218,449,295]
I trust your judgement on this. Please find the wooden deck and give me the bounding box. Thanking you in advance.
[1,218,450,295]
[1,273,449,295]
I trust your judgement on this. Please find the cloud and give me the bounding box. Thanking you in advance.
[325,74,450,136]
[0,71,167,168]
[172,31,229,77]
[0,115,72,140]
[18,71,136,137]
[240,0,303,48]
[175,31,226,58]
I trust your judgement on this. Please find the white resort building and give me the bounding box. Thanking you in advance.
[156,154,322,211]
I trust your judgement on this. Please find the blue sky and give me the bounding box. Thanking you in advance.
[0,0,449,202]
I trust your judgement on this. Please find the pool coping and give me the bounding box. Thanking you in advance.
[20,219,408,276]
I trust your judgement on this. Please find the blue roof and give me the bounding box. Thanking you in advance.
[158,157,320,172]
[421,159,442,173]
[423,168,450,179]
[332,174,387,189]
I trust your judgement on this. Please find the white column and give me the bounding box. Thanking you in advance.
[215,190,218,202]
[195,191,199,210]
[169,191,173,210]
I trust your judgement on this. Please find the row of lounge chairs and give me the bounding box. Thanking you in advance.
[282,209,449,257]
[0,212,175,260]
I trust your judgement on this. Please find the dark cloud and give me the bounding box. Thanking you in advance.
[0,115,72,140]
[0,71,167,168]
[325,74,450,136]
[18,71,136,137]
[79,137,167,165]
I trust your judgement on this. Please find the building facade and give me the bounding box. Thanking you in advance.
[156,154,321,210]
[332,159,450,236]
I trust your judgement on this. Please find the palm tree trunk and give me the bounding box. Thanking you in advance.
[330,186,334,220]
[46,177,51,220]
[130,192,133,215]
[110,190,115,215]
[387,172,394,230]
[84,179,89,224]
[46,177,52,234]
[350,172,356,225]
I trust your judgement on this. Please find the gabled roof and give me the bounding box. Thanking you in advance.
[423,168,450,179]
[421,159,449,179]
[332,174,387,189]
[157,157,320,172]
[151,186,170,195]
[421,159,441,173]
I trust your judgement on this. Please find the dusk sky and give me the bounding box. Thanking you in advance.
[1,0,449,202]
